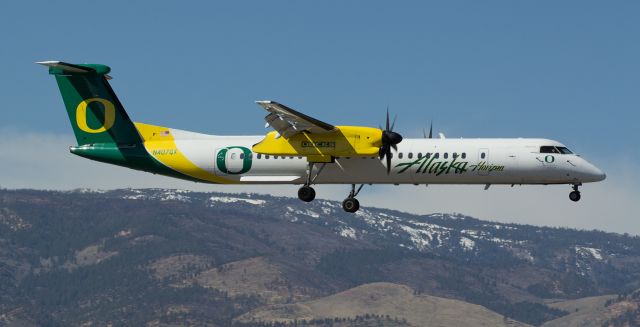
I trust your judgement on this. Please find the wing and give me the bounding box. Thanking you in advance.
[256,100,336,138]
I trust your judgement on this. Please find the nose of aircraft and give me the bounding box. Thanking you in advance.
[581,161,606,182]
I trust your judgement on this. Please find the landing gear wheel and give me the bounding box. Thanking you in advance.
[569,191,581,202]
[298,186,316,202]
[342,198,360,213]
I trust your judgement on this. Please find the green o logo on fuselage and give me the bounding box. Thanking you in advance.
[216,146,252,175]
[545,155,555,163]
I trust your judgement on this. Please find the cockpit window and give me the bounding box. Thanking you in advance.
[557,147,573,154]
[540,146,559,154]
[540,146,572,154]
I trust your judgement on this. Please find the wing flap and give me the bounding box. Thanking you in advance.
[257,100,335,138]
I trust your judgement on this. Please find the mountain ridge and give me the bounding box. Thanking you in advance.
[1,188,639,326]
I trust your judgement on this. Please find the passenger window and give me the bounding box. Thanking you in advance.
[257,153,262,159]
[408,152,413,159]
[398,153,403,159]
[462,153,466,159]
[453,152,458,159]
[426,153,431,158]
[434,153,439,159]
[231,153,237,160]
[417,153,422,158]
[239,153,244,160]
[265,155,270,159]
[481,152,486,159]
[444,153,448,159]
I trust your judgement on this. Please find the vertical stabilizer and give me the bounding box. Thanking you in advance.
[37,61,141,146]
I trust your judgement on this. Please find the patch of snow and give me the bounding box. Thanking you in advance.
[482,223,517,230]
[115,229,132,238]
[0,208,31,231]
[409,221,452,231]
[294,209,320,218]
[460,237,475,251]
[575,246,603,260]
[123,194,147,200]
[208,196,266,205]
[321,201,336,208]
[74,188,108,194]
[461,229,479,237]
[160,191,192,202]
[399,225,433,250]
[339,227,357,239]
[512,249,534,262]
[489,237,512,245]
[355,209,377,225]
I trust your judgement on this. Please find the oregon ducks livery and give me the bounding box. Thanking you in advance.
[38,61,606,213]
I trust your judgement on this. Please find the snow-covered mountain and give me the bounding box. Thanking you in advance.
[1,188,639,326]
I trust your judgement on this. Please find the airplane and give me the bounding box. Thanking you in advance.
[38,61,606,213]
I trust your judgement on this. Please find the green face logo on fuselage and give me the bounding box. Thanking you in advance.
[216,146,252,174]
[545,155,555,163]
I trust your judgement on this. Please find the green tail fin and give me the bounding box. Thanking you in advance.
[38,61,141,146]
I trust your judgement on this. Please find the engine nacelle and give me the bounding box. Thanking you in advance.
[252,126,382,162]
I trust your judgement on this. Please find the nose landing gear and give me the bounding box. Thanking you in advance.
[569,184,581,202]
[342,184,364,213]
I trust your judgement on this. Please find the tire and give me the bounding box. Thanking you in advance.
[298,186,316,202]
[569,191,581,202]
[342,198,360,213]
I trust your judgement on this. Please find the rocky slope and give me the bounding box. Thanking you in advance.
[1,188,639,326]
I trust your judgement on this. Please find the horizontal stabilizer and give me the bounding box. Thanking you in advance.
[36,60,112,78]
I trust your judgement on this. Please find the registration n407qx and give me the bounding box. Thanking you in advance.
[38,61,606,213]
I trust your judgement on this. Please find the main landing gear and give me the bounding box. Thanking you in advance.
[342,184,364,213]
[296,162,364,213]
[298,185,315,202]
[569,184,581,202]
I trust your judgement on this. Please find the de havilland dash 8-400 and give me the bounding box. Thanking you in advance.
[38,61,606,213]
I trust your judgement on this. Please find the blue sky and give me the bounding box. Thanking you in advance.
[1,1,639,232]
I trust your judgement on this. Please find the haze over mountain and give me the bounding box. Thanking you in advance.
[1,188,639,326]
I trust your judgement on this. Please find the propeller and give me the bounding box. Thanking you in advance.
[423,121,433,139]
[379,107,403,174]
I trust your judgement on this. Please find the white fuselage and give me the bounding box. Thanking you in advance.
[168,129,606,186]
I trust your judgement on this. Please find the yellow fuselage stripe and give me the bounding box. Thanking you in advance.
[134,122,235,184]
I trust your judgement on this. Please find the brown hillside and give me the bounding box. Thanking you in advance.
[236,282,530,327]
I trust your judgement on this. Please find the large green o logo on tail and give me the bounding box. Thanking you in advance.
[216,146,252,174]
